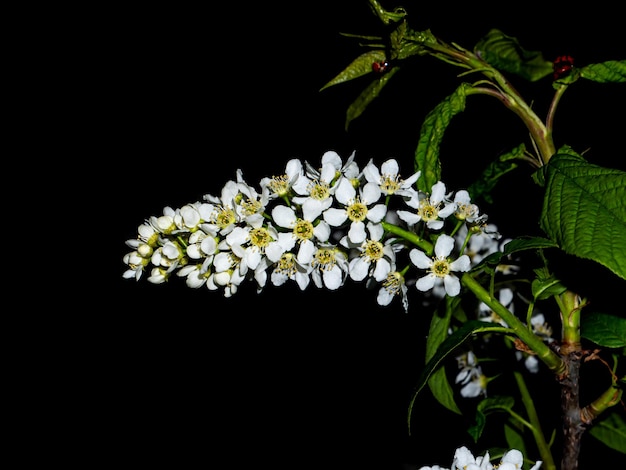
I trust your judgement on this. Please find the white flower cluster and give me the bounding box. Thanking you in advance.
[419,445,542,470]
[122,151,510,310]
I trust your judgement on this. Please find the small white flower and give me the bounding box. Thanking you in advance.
[453,190,482,223]
[410,234,470,297]
[362,158,420,197]
[346,222,396,282]
[310,244,349,290]
[292,156,341,220]
[397,181,456,230]
[260,158,305,200]
[324,177,387,245]
[268,204,330,264]
[376,271,409,313]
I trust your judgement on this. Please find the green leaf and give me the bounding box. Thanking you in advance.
[580,60,626,83]
[344,66,399,130]
[407,320,499,434]
[588,411,626,454]
[415,83,470,192]
[474,29,553,82]
[426,298,462,415]
[503,236,559,256]
[581,312,626,348]
[471,236,558,273]
[467,143,524,203]
[467,396,515,442]
[539,147,626,280]
[319,50,387,91]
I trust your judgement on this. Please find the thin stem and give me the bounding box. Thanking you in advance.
[513,368,556,470]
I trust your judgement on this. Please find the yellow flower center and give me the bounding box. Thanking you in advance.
[362,239,384,261]
[312,247,337,271]
[213,206,236,229]
[431,258,451,278]
[418,201,439,221]
[293,219,314,242]
[346,197,368,222]
[380,173,402,194]
[276,253,297,277]
[268,174,290,197]
[249,227,272,249]
[308,180,331,200]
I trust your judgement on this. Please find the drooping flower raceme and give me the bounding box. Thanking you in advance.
[123,151,496,311]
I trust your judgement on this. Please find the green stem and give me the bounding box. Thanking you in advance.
[461,273,566,376]
[513,369,556,470]
[381,221,433,254]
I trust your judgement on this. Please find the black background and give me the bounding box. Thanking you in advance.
[85,1,626,468]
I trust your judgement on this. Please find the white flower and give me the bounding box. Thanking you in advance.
[292,155,341,220]
[268,204,330,264]
[260,158,305,199]
[453,190,482,223]
[324,177,387,244]
[410,234,470,297]
[362,158,420,197]
[267,252,313,290]
[310,244,349,290]
[346,222,396,282]
[377,271,409,313]
[455,351,488,398]
[225,222,278,271]
[173,202,214,231]
[397,181,456,230]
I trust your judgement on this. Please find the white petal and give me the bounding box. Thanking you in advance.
[377,287,394,307]
[324,207,348,226]
[367,221,384,241]
[366,204,387,223]
[334,177,355,204]
[381,158,399,176]
[410,248,432,269]
[430,181,446,204]
[321,150,342,170]
[272,205,296,228]
[373,259,391,282]
[313,220,331,242]
[416,274,436,291]
[450,254,471,272]
[323,265,343,290]
[348,221,366,244]
[362,182,382,203]
[438,202,456,219]
[397,210,420,226]
[443,274,461,296]
[363,160,381,184]
[297,240,315,264]
[435,234,454,258]
[349,257,369,281]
